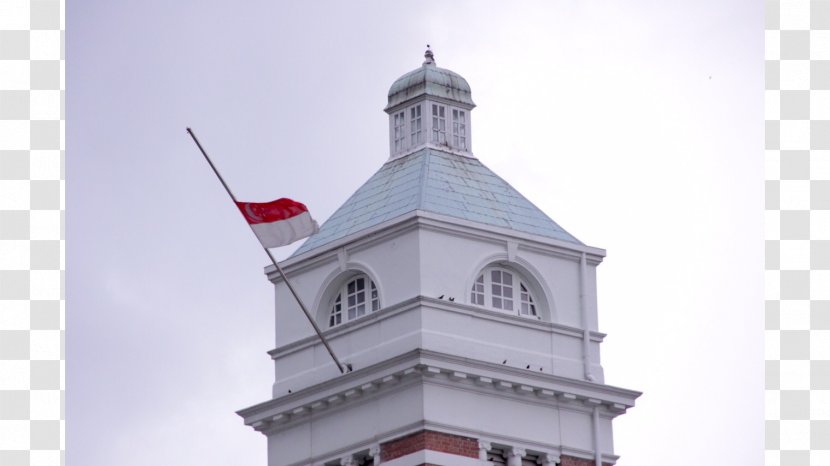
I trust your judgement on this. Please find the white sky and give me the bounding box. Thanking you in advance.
[69,1,762,465]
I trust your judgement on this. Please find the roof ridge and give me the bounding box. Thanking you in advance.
[476,159,582,245]
[415,148,431,209]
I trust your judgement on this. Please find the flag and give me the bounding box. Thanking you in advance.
[235,198,320,248]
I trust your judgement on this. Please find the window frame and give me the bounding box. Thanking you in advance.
[410,104,423,146]
[431,104,447,144]
[328,274,380,328]
[451,108,466,150]
[393,110,406,153]
[470,266,539,319]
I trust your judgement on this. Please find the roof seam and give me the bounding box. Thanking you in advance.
[415,149,430,209]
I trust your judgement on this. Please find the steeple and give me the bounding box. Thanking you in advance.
[385,47,475,159]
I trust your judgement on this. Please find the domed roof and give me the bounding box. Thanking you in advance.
[385,48,475,111]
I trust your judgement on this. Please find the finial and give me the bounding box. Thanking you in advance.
[423,44,435,65]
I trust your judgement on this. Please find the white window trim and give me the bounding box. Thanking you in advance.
[328,274,380,328]
[452,108,467,150]
[393,111,406,153]
[431,103,447,145]
[470,266,540,320]
[410,103,423,147]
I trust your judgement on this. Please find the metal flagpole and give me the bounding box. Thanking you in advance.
[186,127,347,374]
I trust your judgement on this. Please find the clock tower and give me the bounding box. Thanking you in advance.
[238,48,640,466]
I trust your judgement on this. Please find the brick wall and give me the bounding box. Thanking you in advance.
[380,430,479,461]
[559,455,613,466]
[381,434,612,466]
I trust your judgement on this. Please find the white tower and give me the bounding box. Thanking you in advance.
[238,48,640,466]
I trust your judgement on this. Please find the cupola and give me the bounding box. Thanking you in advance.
[385,46,475,159]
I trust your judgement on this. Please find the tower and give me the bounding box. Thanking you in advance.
[238,48,640,466]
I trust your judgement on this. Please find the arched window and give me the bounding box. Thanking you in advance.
[328,275,380,327]
[470,267,538,318]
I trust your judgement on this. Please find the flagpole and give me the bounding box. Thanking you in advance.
[186,127,347,375]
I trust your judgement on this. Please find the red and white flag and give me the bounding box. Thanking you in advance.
[235,198,320,248]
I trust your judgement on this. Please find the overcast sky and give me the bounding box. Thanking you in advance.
[68,1,762,465]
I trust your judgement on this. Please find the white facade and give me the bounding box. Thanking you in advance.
[239,50,639,466]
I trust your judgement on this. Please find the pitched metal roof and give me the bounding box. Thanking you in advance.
[292,148,581,257]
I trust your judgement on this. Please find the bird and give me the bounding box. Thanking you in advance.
[539,367,543,372]
[346,363,354,372]
[502,360,507,364]
[438,294,444,299]
[526,364,530,369]
[448,297,455,302]
[288,389,292,394]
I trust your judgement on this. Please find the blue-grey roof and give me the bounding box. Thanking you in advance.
[292,149,581,257]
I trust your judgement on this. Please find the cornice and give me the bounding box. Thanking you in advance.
[238,348,641,435]
[414,212,605,261]
[272,210,606,281]
[384,93,476,115]
[266,295,606,360]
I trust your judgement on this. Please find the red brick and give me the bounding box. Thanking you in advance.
[559,455,613,466]
[380,430,479,461]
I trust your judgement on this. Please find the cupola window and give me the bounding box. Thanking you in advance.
[410,105,423,146]
[452,109,466,150]
[329,275,380,327]
[470,267,538,318]
[393,111,406,152]
[431,104,447,144]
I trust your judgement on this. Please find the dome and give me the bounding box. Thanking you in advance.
[385,48,475,112]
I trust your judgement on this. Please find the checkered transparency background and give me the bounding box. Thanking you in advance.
[0,0,65,465]
[766,0,830,465]
[0,0,824,465]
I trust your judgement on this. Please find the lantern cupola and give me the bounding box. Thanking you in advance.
[385,47,475,159]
